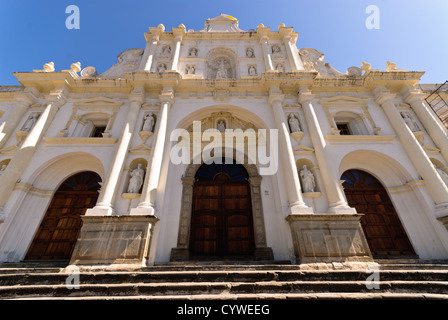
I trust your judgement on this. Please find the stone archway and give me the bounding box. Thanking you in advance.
[170,160,273,261]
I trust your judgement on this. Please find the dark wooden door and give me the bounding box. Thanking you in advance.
[189,160,255,258]
[25,172,101,260]
[190,181,254,258]
[342,170,415,257]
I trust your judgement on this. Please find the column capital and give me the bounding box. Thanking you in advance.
[401,87,426,105]
[45,88,68,107]
[373,87,396,106]
[129,87,145,104]
[268,87,284,105]
[159,89,174,105]
[297,88,315,104]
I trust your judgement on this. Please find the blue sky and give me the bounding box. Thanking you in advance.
[0,0,447,85]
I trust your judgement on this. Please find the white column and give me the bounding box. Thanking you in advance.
[87,89,144,216]
[0,91,37,149]
[131,89,173,216]
[283,35,301,72]
[0,90,66,219]
[269,89,312,214]
[403,87,448,162]
[260,36,274,72]
[298,89,356,214]
[375,88,448,218]
[168,35,182,72]
[139,35,159,71]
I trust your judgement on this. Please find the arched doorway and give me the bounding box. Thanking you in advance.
[341,169,415,258]
[25,171,101,260]
[189,159,255,258]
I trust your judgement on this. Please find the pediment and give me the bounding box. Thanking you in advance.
[73,97,123,108]
[319,95,367,106]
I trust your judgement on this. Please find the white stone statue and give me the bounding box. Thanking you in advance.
[217,120,226,132]
[289,114,301,133]
[162,45,171,55]
[142,113,155,132]
[401,112,420,132]
[272,45,281,54]
[215,59,227,79]
[300,165,315,193]
[157,63,167,73]
[248,65,257,75]
[275,63,284,72]
[186,64,196,75]
[127,163,145,194]
[22,113,39,132]
[189,47,198,57]
[246,47,254,58]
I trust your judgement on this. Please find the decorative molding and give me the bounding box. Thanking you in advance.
[73,97,124,109]
[43,137,118,145]
[325,135,395,143]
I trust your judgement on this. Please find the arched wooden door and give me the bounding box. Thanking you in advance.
[341,169,415,257]
[189,160,255,259]
[25,171,101,260]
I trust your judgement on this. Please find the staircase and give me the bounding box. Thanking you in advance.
[425,80,448,129]
[0,260,447,300]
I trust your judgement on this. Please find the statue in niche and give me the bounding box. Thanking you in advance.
[142,113,155,132]
[22,113,39,132]
[162,45,171,55]
[189,47,198,57]
[127,163,145,194]
[186,64,196,75]
[246,47,255,58]
[401,112,420,132]
[157,63,167,73]
[248,65,257,75]
[288,114,301,133]
[272,45,281,54]
[217,120,226,132]
[215,59,228,79]
[275,63,285,72]
[300,165,315,193]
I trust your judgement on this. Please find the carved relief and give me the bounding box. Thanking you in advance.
[206,47,237,79]
[101,48,144,78]
[188,47,198,57]
[246,47,255,58]
[299,48,343,76]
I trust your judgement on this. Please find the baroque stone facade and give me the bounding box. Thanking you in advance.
[0,14,447,266]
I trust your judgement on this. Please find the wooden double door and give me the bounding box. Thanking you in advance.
[189,180,255,258]
[25,171,101,261]
[342,169,415,257]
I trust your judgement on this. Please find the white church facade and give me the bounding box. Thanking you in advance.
[0,14,448,266]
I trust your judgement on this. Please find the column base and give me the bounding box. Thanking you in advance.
[85,205,115,216]
[289,204,314,215]
[435,203,448,219]
[129,205,156,216]
[286,214,373,264]
[70,215,158,266]
[327,205,357,214]
[170,248,190,261]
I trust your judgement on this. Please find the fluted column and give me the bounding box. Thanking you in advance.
[131,89,173,216]
[0,89,66,219]
[0,91,38,149]
[139,35,160,71]
[168,25,186,73]
[298,89,356,214]
[282,35,301,72]
[87,89,144,216]
[260,36,274,72]
[269,88,312,214]
[375,88,448,218]
[402,87,448,162]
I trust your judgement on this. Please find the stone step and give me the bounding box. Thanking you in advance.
[1,280,448,299]
[0,269,447,287]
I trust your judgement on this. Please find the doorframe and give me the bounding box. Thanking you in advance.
[170,162,273,261]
